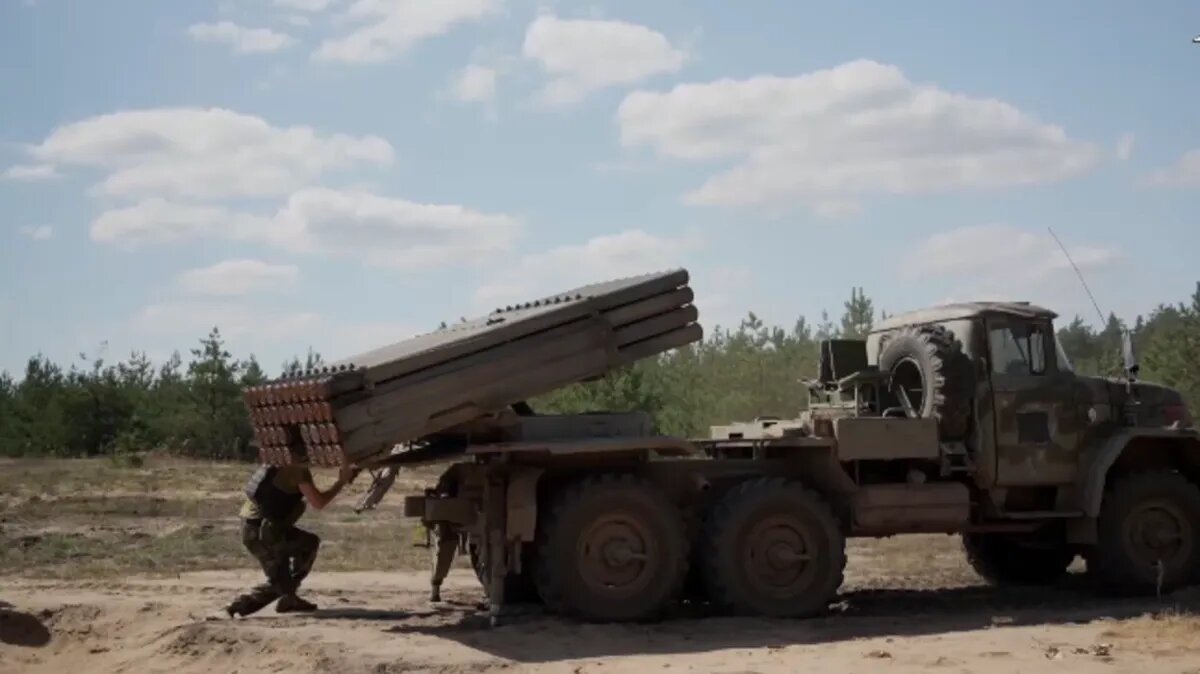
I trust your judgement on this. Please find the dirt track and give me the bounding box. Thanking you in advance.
[2,459,1199,673]
[4,562,1199,674]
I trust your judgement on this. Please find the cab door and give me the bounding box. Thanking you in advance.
[986,317,1082,486]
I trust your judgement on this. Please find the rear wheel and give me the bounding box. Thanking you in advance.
[1090,471,1200,595]
[702,478,845,618]
[963,533,1075,585]
[533,474,689,622]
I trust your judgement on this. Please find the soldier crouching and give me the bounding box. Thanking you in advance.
[225,463,358,617]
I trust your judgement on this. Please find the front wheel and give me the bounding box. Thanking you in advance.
[1090,470,1200,595]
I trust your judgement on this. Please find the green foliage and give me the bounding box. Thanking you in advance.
[840,287,875,338]
[3,284,1200,459]
[0,330,324,460]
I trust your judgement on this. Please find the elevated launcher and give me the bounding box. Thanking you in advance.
[242,269,703,469]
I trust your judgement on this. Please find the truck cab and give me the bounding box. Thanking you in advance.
[861,302,1200,592]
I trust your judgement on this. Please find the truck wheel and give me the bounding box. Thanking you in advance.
[533,474,688,622]
[469,542,542,604]
[1091,470,1200,595]
[962,534,1075,585]
[877,325,973,439]
[702,478,845,618]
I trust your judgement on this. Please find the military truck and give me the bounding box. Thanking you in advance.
[246,270,1200,624]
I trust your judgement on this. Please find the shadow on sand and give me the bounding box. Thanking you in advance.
[0,600,52,648]
[335,577,1200,664]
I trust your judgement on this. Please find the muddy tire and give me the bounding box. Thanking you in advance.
[533,474,689,622]
[702,478,845,618]
[1090,471,1200,595]
[878,325,974,439]
[963,534,1075,585]
[469,542,542,604]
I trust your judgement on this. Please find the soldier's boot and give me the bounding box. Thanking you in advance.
[276,594,318,613]
[225,584,280,618]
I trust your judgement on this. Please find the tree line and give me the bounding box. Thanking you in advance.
[2,284,1198,460]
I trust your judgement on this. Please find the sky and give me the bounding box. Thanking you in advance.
[2,0,1199,377]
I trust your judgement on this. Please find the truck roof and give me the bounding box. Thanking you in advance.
[872,301,1058,333]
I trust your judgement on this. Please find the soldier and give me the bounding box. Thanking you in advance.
[428,522,460,602]
[224,463,358,617]
[427,465,462,603]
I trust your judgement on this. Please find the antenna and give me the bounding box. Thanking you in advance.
[1047,226,1108,327]
[1048,226,1139,387]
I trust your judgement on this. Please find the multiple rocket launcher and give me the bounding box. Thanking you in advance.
[242,270,702,467]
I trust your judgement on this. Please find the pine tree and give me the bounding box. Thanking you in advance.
[839,287,875,339]
[241,356,267,387]
[815,310,838,341]
[187,328,247,459]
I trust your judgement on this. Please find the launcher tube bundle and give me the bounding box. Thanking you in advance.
[243,269,702,467]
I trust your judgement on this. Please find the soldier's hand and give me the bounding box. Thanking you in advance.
[339,465,361,483]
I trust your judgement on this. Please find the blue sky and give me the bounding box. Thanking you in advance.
[2,0,1198,377]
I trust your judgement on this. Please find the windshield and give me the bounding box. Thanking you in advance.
[1055,336,1075,373]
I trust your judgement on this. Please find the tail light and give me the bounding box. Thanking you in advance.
[1164,405,1192,428]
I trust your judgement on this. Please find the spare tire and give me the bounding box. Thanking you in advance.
[877,324,973,439]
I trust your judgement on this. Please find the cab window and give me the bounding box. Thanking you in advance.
[989,322,1048,376]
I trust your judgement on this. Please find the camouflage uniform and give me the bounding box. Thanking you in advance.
[427,465,462,602]
[428,522,459,602]
[226,465,322,617]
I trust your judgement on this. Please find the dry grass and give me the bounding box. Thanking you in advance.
[0,456,451,579]
[1100,606,1200,654]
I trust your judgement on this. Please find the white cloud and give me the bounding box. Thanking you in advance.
[472,229,696,309]
[286,14,313,27]
[618,59,1100,212]
[693,265,753,330]
[187,21,296,54]
[902,225,1120,286]
[88,188,518,269]
[450,64,497,103]
[812,200,863,219]
[591,159,654,173]
[1116,133,1135,161]
[314,0,500,64]
[274,0,335,10]
[178,259,299,296]
[131,300,419,365]
[523,15,687,106]
[90,199,294,248]
[18,225,53,240]
[29,107,393,200]
[135,301,321,343]
[273,187,520,267]
[318,318,422,359]
[1146,149,1200,187]
[2,163,59,181]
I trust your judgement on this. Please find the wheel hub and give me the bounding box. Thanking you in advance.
[578,515,656,594]
[743,515,816,598]
[1124,501,1192,571]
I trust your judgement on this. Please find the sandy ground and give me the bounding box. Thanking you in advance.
[3,459,1199,673]
[3,564,1199,674]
